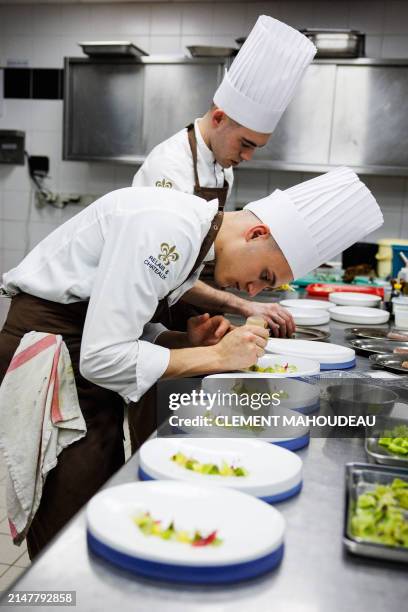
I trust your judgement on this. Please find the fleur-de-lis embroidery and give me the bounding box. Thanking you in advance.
[155,178,173,188]
[159,243,180,266]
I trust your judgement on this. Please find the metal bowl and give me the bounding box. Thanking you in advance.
[327,383,398,418]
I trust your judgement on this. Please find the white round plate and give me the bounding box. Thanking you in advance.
[280,299,331,311]
[139,438,302,502]
[209,354,320,378]
[329,306,390,325]
[173,398,310,449]
[286,307,330,326]
[87,481,285,580]
[266,338,355,368]
[202,377,319,414]
[328,292,382,308]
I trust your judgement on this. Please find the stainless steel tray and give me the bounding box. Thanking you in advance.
[349,338,408,356]
[292,327,330,341]
[345,327,408,341]
[186,46,236,57]
[369,353,408,375]
[344,462,408,562]
[79,41,148,57]
[365,415,408,467]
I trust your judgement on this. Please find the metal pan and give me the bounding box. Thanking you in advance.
[186,46,236,57]
[345,327,408,341]
[349,338,408,356]
[369,353,408,375]
[291,327,330,341]
[365,415,408,467]
[344,462,408,562]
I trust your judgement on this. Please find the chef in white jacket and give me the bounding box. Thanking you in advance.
[0,168,382,558]
[132,16,317,337]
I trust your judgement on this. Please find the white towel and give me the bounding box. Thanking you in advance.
[0,331,86,545]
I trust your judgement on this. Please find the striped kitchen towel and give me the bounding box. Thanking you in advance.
[0,332,86,545]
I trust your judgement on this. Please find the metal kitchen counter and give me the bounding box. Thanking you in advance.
[1,321,407,612]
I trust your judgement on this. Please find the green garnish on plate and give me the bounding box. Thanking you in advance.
[248,363,298,374]
[379,425,408,457]
[133,512,222,547]
[171,452,248,477]
[351,478,408,548]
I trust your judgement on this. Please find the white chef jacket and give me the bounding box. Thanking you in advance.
[132,119,234,197]
[2,187,218,403]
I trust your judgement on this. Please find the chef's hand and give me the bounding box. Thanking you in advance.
[242,302,295,338]
[213,325,269,370]
[187,313,233,347]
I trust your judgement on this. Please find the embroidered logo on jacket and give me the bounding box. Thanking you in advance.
[158,243,180,266]
[155,178,173,188]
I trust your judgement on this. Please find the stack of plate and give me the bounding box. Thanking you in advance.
[87,481,286,583]
[280,299,331,311]
[139,438,303,503]
[285,308,330,326]
[266,338,356,370]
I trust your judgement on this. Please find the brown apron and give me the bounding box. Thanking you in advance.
[159,123,229,331]
[127,205,224,452]
[0,295,125,560]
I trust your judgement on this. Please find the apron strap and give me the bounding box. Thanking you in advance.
[186,123,201,192]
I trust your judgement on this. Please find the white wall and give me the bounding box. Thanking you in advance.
[1,0,408,274]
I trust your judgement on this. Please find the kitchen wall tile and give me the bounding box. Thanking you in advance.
[90,4,131,37]
[59,203,87,225]
[307,1,350,30]
[114,164,138,188]
[181,3,214,36]
[245,2,281,31]
[0,165,30,193]
[2,249,25,271]
[32,37,63,69]
[0,99,33,133]
[235,169,269,205]
[2,4,34,37]
[210,35,239,48]
[279,0,321,30]
[367,209,404,242]
[1,191,30,222]
[29,130,62,187]
[360,175,405,212]
[3,36,34,68]
[28,221,57,251]
[0,6,5,38]
[32,4,62,37]
[30,199,62,224]
[59,37,87,62]
[384,1,408,35]
[86,162,116,194]
[60,4,92,37]
[381,35,408,58]
[57,160,89,193]
[120,4,151,36]
[30,101,63,133]
[349,0,385,34]
[149,36,183,55]
[212,3,246,37]
[151,3,183,36]
[268,170,304,191]
[1,221,26,250]
[365,35,383,58]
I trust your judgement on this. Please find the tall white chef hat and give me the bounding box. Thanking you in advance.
[213,15,316,133]
[244,167,383,280]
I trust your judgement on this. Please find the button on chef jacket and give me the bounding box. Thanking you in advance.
[2,187,218,403]
[132,119,234,198]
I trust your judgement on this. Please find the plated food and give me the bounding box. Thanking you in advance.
[348,338,408,357]
[247,362,298,374]
[369,353,408,375]
[266,338,355,370]
[139,438,303,502]
[87,481,286,583]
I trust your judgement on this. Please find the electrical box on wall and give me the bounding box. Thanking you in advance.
[0,130,25,165]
